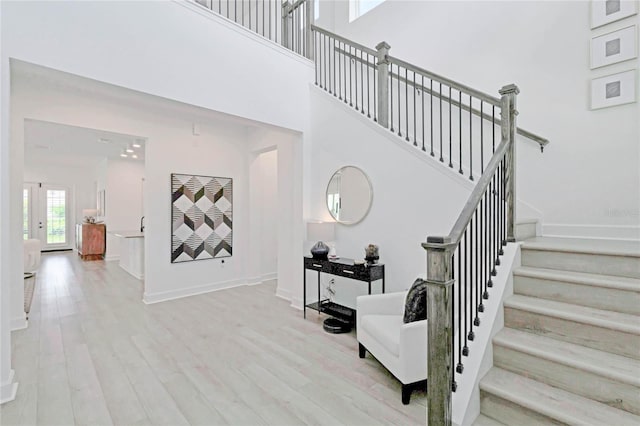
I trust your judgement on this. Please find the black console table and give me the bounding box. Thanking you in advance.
[303,256,385,323]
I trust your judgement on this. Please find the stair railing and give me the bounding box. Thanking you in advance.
[193,0,315,59]
[423,84,520,424]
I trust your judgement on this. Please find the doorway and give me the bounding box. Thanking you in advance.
[23,182,73,251]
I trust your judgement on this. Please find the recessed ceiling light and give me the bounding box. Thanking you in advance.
[131,154,138,159]
[126,143,134,153]
[99,138,111,144]
[132,139,143,148]
[34,144,50,150]
[120,153,128,158]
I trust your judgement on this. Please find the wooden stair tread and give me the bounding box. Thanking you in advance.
[505,295,640,335]
[473,414,505,426]
[494,328,640,386]
[521,237,640,258]
[480,368,640,425]
[514,266,640,292]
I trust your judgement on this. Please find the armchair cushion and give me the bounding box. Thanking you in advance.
[360,314,403,356]
[403,278,427,323]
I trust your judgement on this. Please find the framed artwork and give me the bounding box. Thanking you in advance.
[591,25,637,69]
[171,173,233,263]
[591,0,638,29]
[591,69,636,109]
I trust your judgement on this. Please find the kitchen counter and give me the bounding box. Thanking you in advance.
[111,231,145,239]
[110,231,144,280]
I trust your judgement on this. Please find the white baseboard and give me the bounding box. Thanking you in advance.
[0,369,18,404]
[261,272,277,282]
[104,255,120,262]
[10,315,27,331]
[290,296,303,311]
[142,278,246,304]
[275,287,291,301]
[542,223,640,241]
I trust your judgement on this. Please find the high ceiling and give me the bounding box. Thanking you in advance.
[24,119,146,168]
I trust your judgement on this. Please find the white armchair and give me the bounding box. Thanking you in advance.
[357,291,427,404]
[24,239,42,276]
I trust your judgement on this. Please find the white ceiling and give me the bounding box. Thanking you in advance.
[24,119,146,169]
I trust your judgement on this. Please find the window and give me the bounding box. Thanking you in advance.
[349,0,385,22]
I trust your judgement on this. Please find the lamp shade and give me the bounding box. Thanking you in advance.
[82,209,98,218]
[307,221,335,242]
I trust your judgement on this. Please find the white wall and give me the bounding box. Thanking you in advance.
[321,0,640,240]
[103,159,145,261]
[309,86,473,306]
[23,162,97,249]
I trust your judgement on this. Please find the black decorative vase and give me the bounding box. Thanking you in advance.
[364,244,379,264]
[365,255,379,264]
[311,241,330,260]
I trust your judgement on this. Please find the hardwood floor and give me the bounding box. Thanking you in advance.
[0,252,426,425]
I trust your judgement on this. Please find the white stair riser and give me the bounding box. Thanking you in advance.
[515,222,537,241]
[504,307,640,360]
[479,391,564,426]
[513,275,640,315]
[494,345,640,416]
[521,250,640,279]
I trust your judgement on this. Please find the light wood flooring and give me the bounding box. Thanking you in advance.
[0,252,426,425]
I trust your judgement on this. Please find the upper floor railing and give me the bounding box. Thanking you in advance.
[193,0,314,58]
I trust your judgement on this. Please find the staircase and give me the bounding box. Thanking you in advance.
[477,237,640,425]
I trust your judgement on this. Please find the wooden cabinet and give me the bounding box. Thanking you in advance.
[76,223,106,260]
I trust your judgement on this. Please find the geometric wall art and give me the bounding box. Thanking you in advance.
[590,25,637,69]
[591,0,638,29]
[590,69,636,109]
[171,173,233,263]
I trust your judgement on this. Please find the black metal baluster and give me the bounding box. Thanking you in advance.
[413,72,417,146]
[242,0,244,26]
[492,106,496,153]
[218,0,221,15]
[390,65,394,132]
[455,248,463,373]
[360,50,365,113]
[475,207,482,320]
[500,158,505,253]
[269,0,272,41]
[473,211,479,327]
[343,43,347,104]
[234,0,237,22]
[492,172,498,277]
[328,36,332,94]
[462,231,469,355]
[226,0,229,18]
[333,39,337,97]
[459,91,463,174]
[421,75,425,151]
[469,95,474,181]
[405,68,409,141]
[314,31,317,86]
[397,65,401,137]
[487,173,496,287]
[483,190,489,300]
[430,79,434,156]
[466,226,474,342]
[248,0,251,31]
[373,57,377,122]
[439,82,443,162]
[449,86,453,167]
[366,54,370,117]
[338,42,343,100]
[349,48,353,107]
[262,0,265,37]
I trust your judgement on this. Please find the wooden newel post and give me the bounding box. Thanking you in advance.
[305,0,314,60]
[423,237,455,426]
[499,84,519,243]
[375,41,390,128]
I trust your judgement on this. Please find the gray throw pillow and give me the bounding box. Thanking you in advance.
[403,278,428,323]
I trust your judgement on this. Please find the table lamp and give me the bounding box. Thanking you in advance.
[307,221,335,260]
[83,209,98,224]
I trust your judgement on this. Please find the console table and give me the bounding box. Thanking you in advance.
[303,256,385,323]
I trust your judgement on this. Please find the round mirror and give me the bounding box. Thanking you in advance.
[326,166,373,225]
